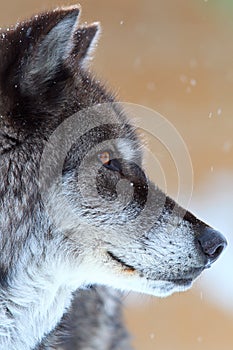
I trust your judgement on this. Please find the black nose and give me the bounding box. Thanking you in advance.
[197,227,227,265]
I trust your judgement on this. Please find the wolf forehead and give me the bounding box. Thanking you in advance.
[0,6,119,131]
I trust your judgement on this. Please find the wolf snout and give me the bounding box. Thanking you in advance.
[197,227,227,265]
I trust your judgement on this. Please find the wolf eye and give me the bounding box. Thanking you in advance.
[98,151,122,173]
[98,151,111,165]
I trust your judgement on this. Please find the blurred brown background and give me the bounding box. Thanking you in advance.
[1,1,232,349]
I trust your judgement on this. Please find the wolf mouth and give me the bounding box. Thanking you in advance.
[107,250,204,286]
[165,267,204,286]
[107,251,136,271]
[168,278,193,287]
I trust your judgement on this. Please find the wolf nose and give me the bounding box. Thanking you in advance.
[197,227,227,264]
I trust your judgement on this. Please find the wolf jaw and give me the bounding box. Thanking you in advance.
[0,6,227,350]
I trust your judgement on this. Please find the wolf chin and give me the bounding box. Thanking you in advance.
[0,6,227,350]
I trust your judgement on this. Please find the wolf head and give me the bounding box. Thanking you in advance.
[0,7,226,299]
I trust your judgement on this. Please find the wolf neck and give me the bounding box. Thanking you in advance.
[0,150,80,349]
[0,246,78,350]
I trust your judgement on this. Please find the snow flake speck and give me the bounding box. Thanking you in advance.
[190,78,196,86]
[222,140,232,153]
[197,336,203,343]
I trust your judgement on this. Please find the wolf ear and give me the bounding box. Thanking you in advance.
[20,6,100,95]
[71,24,101,64]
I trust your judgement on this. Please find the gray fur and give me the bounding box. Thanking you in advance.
[36,286,132,350]
[0,6,226,350]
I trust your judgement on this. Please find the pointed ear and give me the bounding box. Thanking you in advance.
[20,6,99,95]
[20,6,81,95]
[71,23,101,67]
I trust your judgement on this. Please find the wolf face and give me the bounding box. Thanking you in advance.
[0,6,227,350]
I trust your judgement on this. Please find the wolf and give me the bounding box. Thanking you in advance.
[0,5,227,350]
